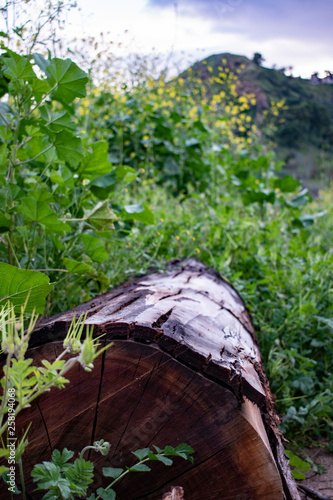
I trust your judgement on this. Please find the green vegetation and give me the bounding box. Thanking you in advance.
[0,4,332,494]
[0,300,193,497]
[188,52,333,190]
[31,443,193,499]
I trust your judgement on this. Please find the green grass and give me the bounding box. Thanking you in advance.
[52,174,333,447]
[0,47,331,449]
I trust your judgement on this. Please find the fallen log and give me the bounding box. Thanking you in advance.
[1,259,300,499]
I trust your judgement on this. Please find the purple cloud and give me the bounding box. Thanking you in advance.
[146,0,332,41]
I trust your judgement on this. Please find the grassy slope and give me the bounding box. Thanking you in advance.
[189,53,333,191]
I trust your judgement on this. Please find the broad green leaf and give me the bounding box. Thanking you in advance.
[299,211,327,227]
[131,448,150,461]
[6,183,23,201]
[50,165,74,187]
[86,202,117,231]
[174,443,194,455]
[163,446,175,455]
[33,53,51,76]
[18,198,70,234]
[40,105,76,132]
[16,134,54,165]
[0,263,52,313]
[291,469,306,480]
[96,488,116,500]
[115,165,137,182]
[89,171,117,200]
[54,131,85,167]
[47,58,88,104]
[286,188,311,208]
[123,203,154,224]
[102,467,124,479]
[30,77,51,101]
[274,175,300,193]
[62,259,108,291]
[242,190,275,206]
[63,258,96,276]
[81,234,108,263]
[0,124,12,142]
[3,52,36,81]
[127,463,151,472]
[24,125,41,138]
[285,450,311,472]
[79,141,112,178]
[155,454,173,466]
[30,189,54,203]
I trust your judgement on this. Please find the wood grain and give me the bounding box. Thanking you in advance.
[0,259,300,499]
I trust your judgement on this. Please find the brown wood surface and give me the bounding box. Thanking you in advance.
[1,259,300,499]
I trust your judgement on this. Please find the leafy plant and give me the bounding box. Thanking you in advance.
[0,262,52,313]
[0,45,152,311]
[31,443,194,500]
[285,450,311,480]
[0,298,112,495]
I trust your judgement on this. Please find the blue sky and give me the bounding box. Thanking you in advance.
[69,0,331,78]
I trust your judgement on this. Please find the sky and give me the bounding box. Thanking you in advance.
[63,0,331,78]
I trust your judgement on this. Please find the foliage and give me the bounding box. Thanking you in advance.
[0,300,112,493]
[0,263,52,313]
[285,450,311,480]
[0,45,156,311]
[31,443,194,499]
[78,61,259,196]
[188,52,333,187]
[0,15,331,455]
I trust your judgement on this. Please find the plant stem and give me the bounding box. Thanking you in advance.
[23,84,58,120]
[79,445,94,460]
[0,110,13,129]
[95,456,152,500]
[19,459,26,500]
[16,145,54,166]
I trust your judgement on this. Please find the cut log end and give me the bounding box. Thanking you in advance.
[1,258,301,499]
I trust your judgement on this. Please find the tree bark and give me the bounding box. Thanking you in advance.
[1,258,300,499]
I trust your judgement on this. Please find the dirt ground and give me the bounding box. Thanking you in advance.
[297,448,333,500]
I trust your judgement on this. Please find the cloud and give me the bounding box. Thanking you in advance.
[148,0,245,18]
[145,0,332,76]
[147,0,332,40]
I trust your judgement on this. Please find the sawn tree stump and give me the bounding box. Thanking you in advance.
[2,259,300,499]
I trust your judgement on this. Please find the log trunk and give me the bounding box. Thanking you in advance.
[1,259,300,499]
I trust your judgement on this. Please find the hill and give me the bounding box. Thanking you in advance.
[187,53,333,192]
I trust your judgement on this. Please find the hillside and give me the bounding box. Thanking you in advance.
[187,53,333,191]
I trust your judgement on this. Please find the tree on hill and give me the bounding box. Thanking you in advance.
[253,52,264,66]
